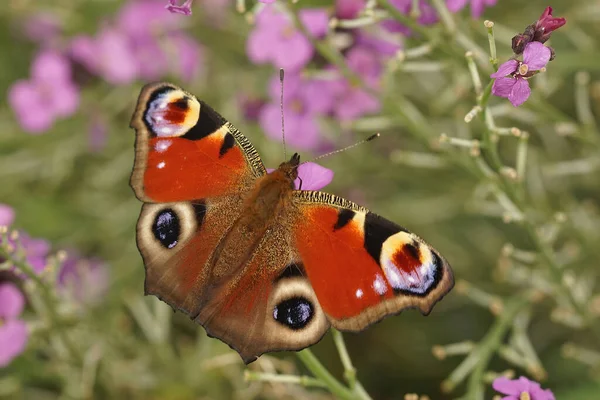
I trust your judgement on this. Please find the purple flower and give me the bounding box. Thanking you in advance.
[8,51,79,134]
[166,0,193,15]
[0,283,29,367]
[336,0,366,19]
[446,0,497,18]
[71,28,139,85]
[22,13,62,46]
[260,73,334,150]
[58,251,109,304]
[490,42,551,107]
[267,162,334,190]
[247,7,328,70]
[14,233,51,274]
[71,1,203,84]
[493,376,555,400]
[382,0,438,36]
[0,204,15,227]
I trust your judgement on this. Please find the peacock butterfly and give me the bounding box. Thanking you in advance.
[130,82,454,363]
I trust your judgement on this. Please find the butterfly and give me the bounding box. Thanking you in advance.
[130,82,454,364]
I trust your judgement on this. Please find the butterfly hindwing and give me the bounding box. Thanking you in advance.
[292,191,454,331]
[130,82,266,203]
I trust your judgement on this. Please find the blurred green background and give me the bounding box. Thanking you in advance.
[1,0,599,399]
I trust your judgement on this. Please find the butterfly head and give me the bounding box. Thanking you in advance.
[276,153,300,181]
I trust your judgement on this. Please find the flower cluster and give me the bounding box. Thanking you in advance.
[491,7,565,107]
[9,0,204,135]
[0,204,109,367]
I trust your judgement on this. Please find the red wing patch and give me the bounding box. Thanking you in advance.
[292,194,454,331]
[130,83,264,203]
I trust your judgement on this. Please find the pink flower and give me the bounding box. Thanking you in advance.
[71,28,139,85]
[0,283,29,367]
[382,0,438,35]
[58,251,109,305]
[71,1,203,84]
[267,162,334,191]
[493,376,555,400]
[260,73,334,150]
[0,204,15,227]
[335,0,366,19]
[247,7,329,70]
[446,0,497,18]
[166,0,193,15]
[490,42,551,107]
[8,51,79,134]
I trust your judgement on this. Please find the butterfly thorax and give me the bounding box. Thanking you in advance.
[208,154,300,279]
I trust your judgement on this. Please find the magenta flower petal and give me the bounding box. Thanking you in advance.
[490,59,519,78]
[509,78,531,107]
[273,33,313,70]
[0,204,15,227]
[336,0,365,19]
[523,42,551,71]
[166,0,193,15]
[259,103,284,141]
[31,50,71,82]
[170,34,203,81]
[493,377,522,395]
[300,9,329,38]
[0,284,25,319]
[446,0,469,13]
[492,77,516,98]
[295,162,334,190]
[51,82,80,117]
[0,320,28,367]
[8,81,54,133]
[288,114,321,150]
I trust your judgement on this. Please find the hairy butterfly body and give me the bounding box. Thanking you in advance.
[130,82,454,363]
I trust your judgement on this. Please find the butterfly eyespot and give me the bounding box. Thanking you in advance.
[145,88,200,138]
[273,297,314,330]
[152,208,180,249]
[380,232,440,295]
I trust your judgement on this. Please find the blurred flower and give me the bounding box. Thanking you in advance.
[331,80,380,121]
[260,73,333,150]
[267,162,333,190]
[238,94,266,121]
[446,0,497,18]
[259,0,277,3]
[22,13,62,46]
[247,7,328,70]
[58,252,109,305]
[8,51,79,134]
[491,42,551,107]
[166,0,193,15]
[382,0,438,36]
[336,0,366,19]
[512,7,566,55]
[14,233,51,274]
[71,28,139,85]
[493,376,555,400]
[0,204,15,227]
[89,116,108,152]
[0,283,29,367]
[71,1,203,84]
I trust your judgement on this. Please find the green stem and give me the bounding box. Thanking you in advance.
[0,247,81,363]
[296,349,356,400]
[465,296,530,399]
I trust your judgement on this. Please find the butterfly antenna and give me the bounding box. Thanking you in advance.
[280,68,287,160]
[304,133,381,164]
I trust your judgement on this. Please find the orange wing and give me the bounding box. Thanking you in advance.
[292,191,454,331]
[130,82,266,203]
